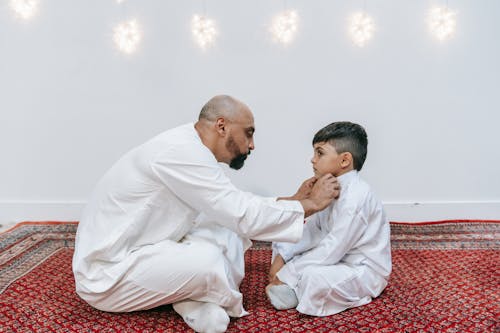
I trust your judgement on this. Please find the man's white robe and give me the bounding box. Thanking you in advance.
[72,123,304,316]
[273,171,391,316]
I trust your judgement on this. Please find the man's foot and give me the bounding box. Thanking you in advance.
[265,284,299,310]
[173,300,230,333]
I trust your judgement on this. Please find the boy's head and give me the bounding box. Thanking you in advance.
[311,121,368,177]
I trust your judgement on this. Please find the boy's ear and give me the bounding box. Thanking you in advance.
[340,152,353,168]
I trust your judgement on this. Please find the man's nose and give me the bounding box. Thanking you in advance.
[249,140,255,151]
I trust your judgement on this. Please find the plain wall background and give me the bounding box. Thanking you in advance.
[1,0,499,222]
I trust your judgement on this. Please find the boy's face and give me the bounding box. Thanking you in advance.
[311,141,351,177]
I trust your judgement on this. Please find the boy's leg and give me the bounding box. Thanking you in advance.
[265,283,299,310]
[294,264,384,316]
[268,254,286,282]
[266,254,298,310]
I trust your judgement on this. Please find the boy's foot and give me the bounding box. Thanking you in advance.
[265,284,299,310]
[173,300,230,333]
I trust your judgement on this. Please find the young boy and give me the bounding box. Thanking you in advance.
[266,121,392,316]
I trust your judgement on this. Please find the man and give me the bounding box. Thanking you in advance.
[73,95,339,333]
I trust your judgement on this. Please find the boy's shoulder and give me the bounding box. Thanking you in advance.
[344,173,371,198]
[340,174,382,213]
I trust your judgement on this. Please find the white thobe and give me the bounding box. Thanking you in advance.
[73,123,304,316]
[273,170,392,316]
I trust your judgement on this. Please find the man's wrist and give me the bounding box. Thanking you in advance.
[299,198,319,218]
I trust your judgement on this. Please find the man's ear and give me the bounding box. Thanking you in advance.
[340,152,353,168]
[215,117,227,137]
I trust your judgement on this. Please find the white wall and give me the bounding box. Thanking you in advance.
[1,0,499,222]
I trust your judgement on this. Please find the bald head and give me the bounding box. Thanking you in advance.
[195,95,255,168]
[199,95,251,122]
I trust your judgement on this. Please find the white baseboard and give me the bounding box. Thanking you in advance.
[384,200,500,222]
[0,200,499,224]
[0,201,85,224]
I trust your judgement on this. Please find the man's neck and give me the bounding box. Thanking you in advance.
[194,121,222,162]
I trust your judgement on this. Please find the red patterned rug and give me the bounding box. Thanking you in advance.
[1,221,499,332]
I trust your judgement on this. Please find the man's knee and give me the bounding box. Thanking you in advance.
[181,240,227,285]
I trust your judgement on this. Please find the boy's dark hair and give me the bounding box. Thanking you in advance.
[313,121,368,171]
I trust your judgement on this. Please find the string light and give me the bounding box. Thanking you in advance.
[191,15,217,50]
[9,0,39,20]
[8,3,461,49]
[428,6,456,41]
[113,19,142,54]
[348,12,375,47]
[270,9,299,45]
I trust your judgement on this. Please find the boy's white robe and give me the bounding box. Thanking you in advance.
[72,123,304,316]
[273,171,392,316]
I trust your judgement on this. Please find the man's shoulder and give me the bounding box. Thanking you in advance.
[148,123,217,166]
[150,123,194,141]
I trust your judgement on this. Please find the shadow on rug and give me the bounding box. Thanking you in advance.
[1,221,499,332]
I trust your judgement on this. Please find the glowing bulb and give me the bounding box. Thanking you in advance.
[9,0,39,20]
[191,15,217,50]
[270,9,299,45]
[349,12,375,47]
[428,6,456,41]
[116,0,125,3]
[113,19,142,54]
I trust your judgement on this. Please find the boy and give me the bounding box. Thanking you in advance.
[266,121,392,316]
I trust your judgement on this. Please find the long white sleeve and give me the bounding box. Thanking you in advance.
[273,212,324,262]
[151,143,304,243]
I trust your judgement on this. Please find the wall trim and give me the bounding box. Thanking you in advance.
[0,200,85,224]
[0,200,499,223]
[383,200,500,222]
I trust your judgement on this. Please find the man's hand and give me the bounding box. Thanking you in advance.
[291,177,317,201]
[300,174,340,217]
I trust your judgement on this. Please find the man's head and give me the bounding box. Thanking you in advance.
[195,95,255,170]
[311,121,368,177]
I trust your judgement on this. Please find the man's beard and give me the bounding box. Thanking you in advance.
[226,136,250,170]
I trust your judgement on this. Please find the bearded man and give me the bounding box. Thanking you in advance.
[73,95,339,333]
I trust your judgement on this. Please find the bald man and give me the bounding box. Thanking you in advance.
[72,95,339,333]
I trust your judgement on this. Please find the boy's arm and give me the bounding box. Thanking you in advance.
[273,212,323,262]
[277,210,367,288]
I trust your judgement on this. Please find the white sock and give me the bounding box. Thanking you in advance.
[266,284,299,310]
[173,300,230,333]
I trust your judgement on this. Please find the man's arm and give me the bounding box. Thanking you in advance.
[151,147,305,242]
